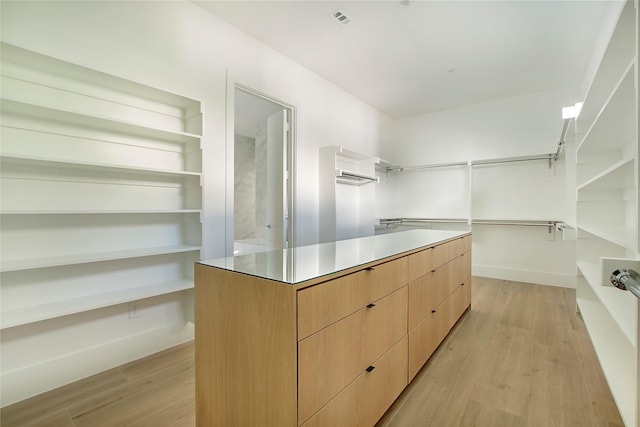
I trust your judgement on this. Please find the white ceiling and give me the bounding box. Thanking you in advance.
[197,1,617,118]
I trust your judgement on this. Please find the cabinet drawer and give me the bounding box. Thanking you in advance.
[448,255,464,297]
[461,234,472,253]
[462,251,472,281]
[432,242,450,268]
[407,247,433,282]
[298,287,407,425]
[301,335,408,427]
[297,257,408,339]
[407,266,448,331]
[408,302,448,381]
[448,280,471,329]
[447,234,472,259]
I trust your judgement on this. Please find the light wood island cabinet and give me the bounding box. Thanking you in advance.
[195,230,472,427]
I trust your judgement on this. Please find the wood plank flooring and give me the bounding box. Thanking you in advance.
[376,277,624,427]
[1,277,624,427]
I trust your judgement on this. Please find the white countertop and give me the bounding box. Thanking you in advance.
[198,229,469,285]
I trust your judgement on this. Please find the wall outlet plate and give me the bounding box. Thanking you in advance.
[128,301,140,319]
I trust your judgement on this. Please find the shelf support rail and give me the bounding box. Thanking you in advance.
[553,117,573,163]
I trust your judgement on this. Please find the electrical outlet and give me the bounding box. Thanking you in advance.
[128,302,140,319]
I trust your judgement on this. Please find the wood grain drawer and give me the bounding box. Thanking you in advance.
[408,263,450,331]
[462,251,471,281]
[448,255,464,296]
[407,247,433,282]
[301,335,408,427]
[298,286,408,425]
[408,301,448,381]
[448,279,471,329]
[297,257,408,340]
[432,242,450,269]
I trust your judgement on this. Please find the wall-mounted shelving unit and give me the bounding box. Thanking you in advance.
[0,43,203,330]
[376,152,566,232]
[573,2,639,425]
[319,146,378,242]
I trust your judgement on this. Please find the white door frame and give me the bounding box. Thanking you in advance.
[225,77,297,256]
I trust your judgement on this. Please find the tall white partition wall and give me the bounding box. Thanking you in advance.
[574,1,639,425]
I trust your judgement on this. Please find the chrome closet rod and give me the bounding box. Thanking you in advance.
[387,154,555,173]
[471,154,553,166]
[380,218,468,224]
[337,171,378,182]
[393,161,468,172]
[379,218,561,227]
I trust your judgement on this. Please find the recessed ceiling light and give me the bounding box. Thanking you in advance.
[400,0,411,6]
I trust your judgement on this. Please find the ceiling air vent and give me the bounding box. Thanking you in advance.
[331,9,352,26]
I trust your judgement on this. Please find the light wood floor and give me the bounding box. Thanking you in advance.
[1,277,623,427]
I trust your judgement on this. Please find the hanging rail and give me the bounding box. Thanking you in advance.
[380,218,468,225]
[378,218,563,233]
[381,119,570,173]
[383,153,556,173]
[335,169,379,185]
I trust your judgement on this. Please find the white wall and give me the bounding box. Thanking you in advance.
[0,0,391,405]
[377,89,581,287]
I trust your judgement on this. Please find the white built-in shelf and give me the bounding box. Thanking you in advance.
[576,1,636,133]
[577,157,635,193]
[0,153,202,178]
[577,224,633,250]
[1,43,201,115]
[0,209,201,215]
[574,2,638,426]
[0,244,201,273]
[577,261,636,346]
[577,62,635,155]
[0,279,194,330]
[0,43,203,329]
[1,99,202,143]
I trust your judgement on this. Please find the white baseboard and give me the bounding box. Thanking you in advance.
[473,264,577,288]
[1,322,194,407]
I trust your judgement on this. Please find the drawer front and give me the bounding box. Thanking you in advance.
[448,255,464,297]
[298,287,408,425]
[448,280,471,329]
[431,264,451,310]
[462,251,472,281]
[297,257,408,340]
[408,271,433,331]
[461,234,472,253]
[407,247,433,282]
[448,234,472,259]
[408,302,448,381]
[301,336,408,427]
[432,241,450,269]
